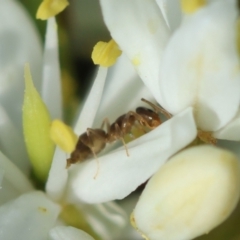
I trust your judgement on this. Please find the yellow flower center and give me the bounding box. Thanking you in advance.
[181,0,206,14]
[91,39,122,67]
[36,0,69,20]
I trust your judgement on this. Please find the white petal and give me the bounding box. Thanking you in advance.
[0,191,60,240]
[41,17,62,120]
[100,0,170,103]
[47,67,107,201]
[46,147,68,201]
[156,0,182,31]
[93,54,154,127]
[0,0,42,131]
[76,201,127,240]
[159,1,240,131]
[0,150,33,205]
[0,104,30,174]
[213,109,240,141]
[49,226,95,240]
[74,67,107,135]
[66,107,197,204]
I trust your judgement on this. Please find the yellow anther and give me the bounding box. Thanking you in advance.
[50,119,78,153]
[36,0,69,20]
[23,64,55,182]
[91,39,122,67]
[181,0,206,14]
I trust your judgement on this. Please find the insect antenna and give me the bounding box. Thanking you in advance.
[141,98,172,119]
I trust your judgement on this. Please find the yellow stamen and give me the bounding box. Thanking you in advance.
[36,0,69,20]
[23,64,55,182]
[181,0,206,14]
[50,119,78,153]
[91,39,122,67]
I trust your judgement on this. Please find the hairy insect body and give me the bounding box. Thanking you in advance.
[66,129,106,168]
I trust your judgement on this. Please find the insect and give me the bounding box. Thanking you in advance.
[66,129,106,169]
[66,99,169,169]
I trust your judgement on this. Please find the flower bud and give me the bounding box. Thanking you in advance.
[131,145,240,240]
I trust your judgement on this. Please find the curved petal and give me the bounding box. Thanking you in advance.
[0,0,42,131]
[66,107,197,204]
[0,191,60,240]
[156,0,182,31]
[0,150,33,205]
[213,109,240,140]
[159,1,240,131]
[46,147,68,201]
[93,54,154,128]
[74,67,107,135]
[100,0,170,103]
[41,17,62,120]
[49,226,95,240]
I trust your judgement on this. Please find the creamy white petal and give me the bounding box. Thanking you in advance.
[49,226,95,240]
[0,104,30,174]
[0,0,42,131]
[159,1,240,131]
[46,147,68,201]
[66,107,197,204]
[156,0,182,31]
[0,150,33,205]
[93,54,154,128]
[0,191,60,240]
[41,17,62,120]
[133,145,240,240]
[213,109,240,140]
[76,201,127,240]
[74,67,107,135]
[100,0,170,103]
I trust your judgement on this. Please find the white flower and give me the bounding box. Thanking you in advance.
[0,1,128,239]
[58,0,240,239]
[159,0,240,133]
[63,0,240,205]
[52,0,240,208]
[99,0,240,137]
